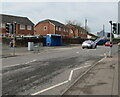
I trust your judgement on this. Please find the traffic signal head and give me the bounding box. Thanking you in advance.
[6,23,10,33]
[118,23,120,35]
[112,23,117,34]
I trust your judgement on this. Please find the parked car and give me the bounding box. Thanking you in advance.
[82,40,97,49]
[105,41,112,46]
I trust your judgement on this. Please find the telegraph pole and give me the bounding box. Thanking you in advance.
[85,18,87,33]
[103,24,105,37]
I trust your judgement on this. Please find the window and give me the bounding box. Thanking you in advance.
[64,28,66,32]
[20,25,25,30]
[27,25,32,30]
[56,26,58,30]
[66,29,68,32]
[43,26,47,31]
[1,23,5,28]
[70,29,73,33]
[59,27,61,31]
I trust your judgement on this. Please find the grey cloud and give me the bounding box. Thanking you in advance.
[2,2,118,33]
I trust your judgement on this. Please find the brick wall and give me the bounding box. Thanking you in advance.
[34,22,55,36]
[1,24,34,36]
[34,22,69,37]
[16,24,34,35]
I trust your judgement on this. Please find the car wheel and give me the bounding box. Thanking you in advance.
[91,45,93,49]
[82,47,85,49]
[95,45,97,48]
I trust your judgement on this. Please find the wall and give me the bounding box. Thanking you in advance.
[34,22,55,35]
[1,24,34,36]
[16,24,34,35]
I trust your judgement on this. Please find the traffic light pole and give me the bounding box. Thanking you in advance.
[109,24,112,57]
[109,21,112,58]
[13,22,16,56]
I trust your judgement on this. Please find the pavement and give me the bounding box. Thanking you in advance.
[64,51,119,96]
[2,44,81,58]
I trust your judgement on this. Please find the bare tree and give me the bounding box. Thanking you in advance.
[65,20,81,26]
[66,20,82,38]
[83,26,91,33]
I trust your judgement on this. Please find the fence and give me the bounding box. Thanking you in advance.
[2,37,87,47]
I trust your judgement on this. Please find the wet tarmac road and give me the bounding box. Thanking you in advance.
[2,46,118,95]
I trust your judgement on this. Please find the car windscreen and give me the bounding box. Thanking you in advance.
[84,41,93,43]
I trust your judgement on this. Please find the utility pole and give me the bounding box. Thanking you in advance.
[103,24,105,37]
[85,18,87,33]
[109,21,112,58]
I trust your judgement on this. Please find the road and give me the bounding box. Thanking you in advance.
[2,45,118,95]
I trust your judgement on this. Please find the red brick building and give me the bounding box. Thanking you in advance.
[34,19,69,37]
[0,14,34,37]
[66,24,88,39]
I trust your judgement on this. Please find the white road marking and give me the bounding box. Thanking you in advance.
[68,70,73,81]
[76,52,79,54]
[3,59,37,68]
[31,65,91,95]
[31,80,69,95]
[29,59,36,63]
[69,65,91,81]
[72,65,91,71]
[3,64,20,68]
[104,53,107,57]
[25,62,30,64]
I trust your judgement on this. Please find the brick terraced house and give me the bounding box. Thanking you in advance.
[0,14,34,37]
[34,19,69,37]
[66,24,88,39]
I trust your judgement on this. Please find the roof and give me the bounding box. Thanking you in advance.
[88,33,98,38]
[36,19,67,28]
[66,24,88,34]
[0,14,34,26]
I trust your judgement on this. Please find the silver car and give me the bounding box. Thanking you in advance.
[82,40,97,49]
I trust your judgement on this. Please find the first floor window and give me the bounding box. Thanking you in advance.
[27,25,32,30]
[1,23,5,28]
[70,29,73,33]
[20,24,25,30]
[66,29,68,32]
[59,27,61,31]
[64,28,66,32]
[56,26,58,30]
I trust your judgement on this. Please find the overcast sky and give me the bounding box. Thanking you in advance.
[1,2,118,34]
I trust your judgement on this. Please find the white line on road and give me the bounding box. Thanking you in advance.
[69,65,91,81]
[68,70,73,81]
[32,80,69,95]
[30,59,37,63]
[3,59,37,68]
[25,62,30,64]
[61,57,106,95]
[3,64,20,68]
[31,65,91,95]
